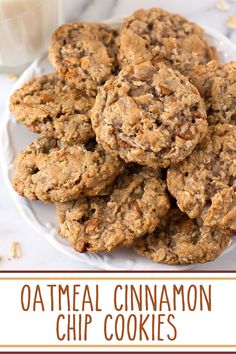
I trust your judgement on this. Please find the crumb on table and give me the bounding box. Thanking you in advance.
[9,241,21,259]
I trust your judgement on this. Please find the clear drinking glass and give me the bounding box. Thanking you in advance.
[0,0,60,74]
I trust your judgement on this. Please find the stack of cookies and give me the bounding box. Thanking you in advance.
[10,7,236,265]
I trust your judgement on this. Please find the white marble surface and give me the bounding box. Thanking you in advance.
[1,0,236,270]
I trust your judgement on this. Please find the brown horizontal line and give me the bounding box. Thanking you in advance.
[0,344,236,348]
[0,352,232,354]
[1,352,233,354]
[0,277,235,281]
[0,270,236,273]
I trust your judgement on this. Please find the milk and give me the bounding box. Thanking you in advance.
[0,0,59,72]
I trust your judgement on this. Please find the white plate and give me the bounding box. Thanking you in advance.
[1,17,236,270]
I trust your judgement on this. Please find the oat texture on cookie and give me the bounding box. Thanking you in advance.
[116,7,216,76]
[13,138,124,203]
[56,166,170,253]
[134,206,230,265]
[167,124,236,232]
[49,22,117,96]
[10,73,95,144]
[91,61,208,168]
[190,60,236,125]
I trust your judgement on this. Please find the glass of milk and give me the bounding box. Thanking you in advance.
[0,0,60,73]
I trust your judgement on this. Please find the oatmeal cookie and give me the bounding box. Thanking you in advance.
[49,21,117,96]
[167,124,236,232]
[10,73,95,144]
[56,166,170,253]
[133,207,230,265]
[91,61,208,168]
[190,61,236,125]
[13,138,124,203]
[116,8,216,76]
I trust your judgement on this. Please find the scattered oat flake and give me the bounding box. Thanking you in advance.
[7,74,18,81]
[9,241,21,259]
[216,0,230,10]
[227,16,236,28]
[16,208,20,214]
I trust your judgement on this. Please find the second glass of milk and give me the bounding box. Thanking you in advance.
[0,0,60,73]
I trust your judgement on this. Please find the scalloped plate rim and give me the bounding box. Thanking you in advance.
[1,17,236,270]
